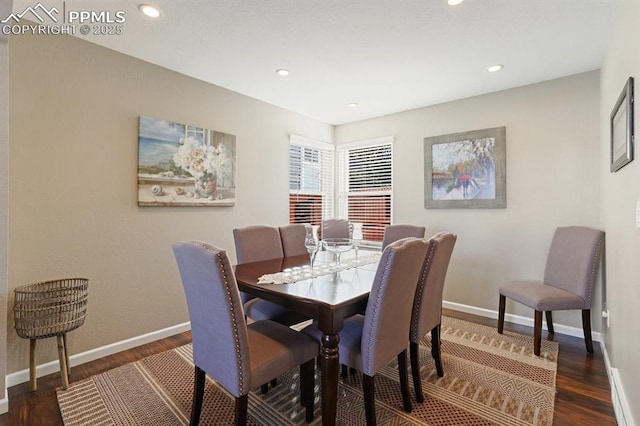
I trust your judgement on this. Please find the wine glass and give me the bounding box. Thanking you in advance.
[304,224,320,269]
[350,222,363,258]
[322,238,353,266]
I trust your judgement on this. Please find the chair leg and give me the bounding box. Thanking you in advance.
[582,309,594,354]
[234,394,248,426]
[545,311,554,334]
[363,374,376,426]
[191,366,206,426]
[270,378,278,387]
[260,384,268,394]
[299,360,312,406]
[409,341,424,403]
[300,359,315,422]
[534,310,542,356]
[341,364,348,379]
[397,350,412,413]
[431,325,444,377]
[498,294,506,334]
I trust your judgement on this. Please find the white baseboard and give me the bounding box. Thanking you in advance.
[0,387,7,415]
[442,300,602,342]
[601,339,636,426]
[5,322,191,388]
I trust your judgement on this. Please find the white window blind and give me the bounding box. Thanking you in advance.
[338,137,393,244]
[289,135,334,227]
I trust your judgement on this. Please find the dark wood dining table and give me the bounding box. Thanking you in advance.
[234,251,380,426]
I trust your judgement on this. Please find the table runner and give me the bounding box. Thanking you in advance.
[257,252,381,284]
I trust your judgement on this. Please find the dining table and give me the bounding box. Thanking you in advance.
[234,249,381,426]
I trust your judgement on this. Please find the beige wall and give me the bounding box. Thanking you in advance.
[6,31,332,373]
[600,0,640,423]
[335,71,602,329]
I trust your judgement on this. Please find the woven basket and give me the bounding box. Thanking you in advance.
[13,278,89,340]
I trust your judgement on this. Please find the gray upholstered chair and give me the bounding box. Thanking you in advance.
[233,226,309,327]
[279,224,308,257]
[321,218,350,239]
[303,237,430,425]
[409,232,457,402]
[172,241,319,425]
[382,224,426,249]
[498,226,605,356]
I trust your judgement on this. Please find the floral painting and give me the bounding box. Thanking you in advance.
[424,127,506,209]
[138,116,236,206]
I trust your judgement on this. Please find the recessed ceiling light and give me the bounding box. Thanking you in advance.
[139,4,162,18]
[448,0,465,5]
[348,103,358,108]
[276,69,289,76]
[487,64,504,73]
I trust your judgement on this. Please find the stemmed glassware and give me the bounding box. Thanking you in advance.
[350,222,363,258]
[322,238,353,266]
[304,224,320,269]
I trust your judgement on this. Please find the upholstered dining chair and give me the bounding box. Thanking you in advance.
[409,232,457,402]
[278,224,308,257]
[339,223,427,380]
[233,226,309,327]
[498,226,605,356]
[172,241,319,425]
[321,218,350,239]
[382,224,426,249]
[303,237,430,425]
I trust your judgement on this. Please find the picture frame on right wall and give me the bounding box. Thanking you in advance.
[610,77,634,172]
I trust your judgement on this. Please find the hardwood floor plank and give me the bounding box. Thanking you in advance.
[0,310,616,425]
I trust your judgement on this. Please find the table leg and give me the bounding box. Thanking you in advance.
[321,332,339,426]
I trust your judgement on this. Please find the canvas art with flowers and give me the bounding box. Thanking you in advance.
[137,115,236,206]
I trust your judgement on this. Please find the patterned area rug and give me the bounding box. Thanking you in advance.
[57,317,558,425]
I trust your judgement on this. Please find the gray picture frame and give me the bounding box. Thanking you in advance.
[610,77,634,173]
[424,127,506,209]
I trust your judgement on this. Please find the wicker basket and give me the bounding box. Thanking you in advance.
[13,278,89,340]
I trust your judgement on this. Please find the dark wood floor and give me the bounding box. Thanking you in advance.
[0,309,616,425]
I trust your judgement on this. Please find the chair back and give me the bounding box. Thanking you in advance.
[382,224,426,249]
[361,237,430,376]
[172,241,250,397]
[543,226,605,307]
[410,232,457,343]
[233,225,284,264]
[279,224,308,257]
[322,218,350,239]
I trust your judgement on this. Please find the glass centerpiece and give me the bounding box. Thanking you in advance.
[322,238,353,266]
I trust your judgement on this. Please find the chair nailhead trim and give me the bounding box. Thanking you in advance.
[365,248,395,373]
[411,240,438,342]
[584,234,604,307]
[188,241,246,395]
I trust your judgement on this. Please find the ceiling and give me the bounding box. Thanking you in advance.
[11,0,617,125]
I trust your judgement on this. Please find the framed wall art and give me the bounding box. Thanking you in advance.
[610,77,634,173]
[424,126,506,209]
[137,115,236,206]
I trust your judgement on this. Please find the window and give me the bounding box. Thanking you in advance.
[338,137,393,245]
[289,135,334,227]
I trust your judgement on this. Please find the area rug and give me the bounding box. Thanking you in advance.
[57,317,558,425]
